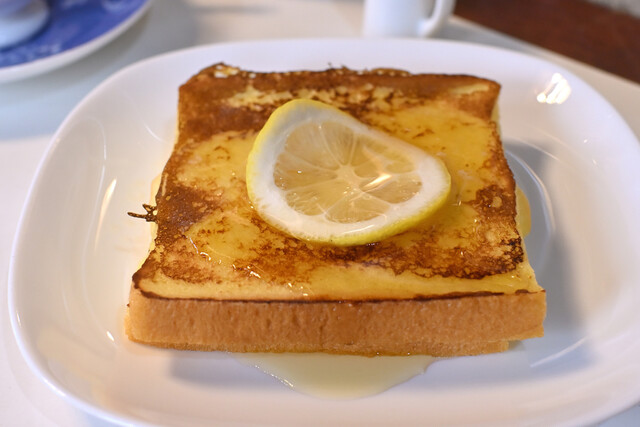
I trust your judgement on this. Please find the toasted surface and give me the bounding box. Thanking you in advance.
[128,64,545,356]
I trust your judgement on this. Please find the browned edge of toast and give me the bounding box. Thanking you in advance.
[127,286,545,357]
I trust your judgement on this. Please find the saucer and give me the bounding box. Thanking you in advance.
[0,0,151,83]
[0,0,50,50]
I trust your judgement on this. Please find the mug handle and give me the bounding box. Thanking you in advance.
[418,0,456,37]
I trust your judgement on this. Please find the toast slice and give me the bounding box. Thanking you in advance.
[126,64,545,356]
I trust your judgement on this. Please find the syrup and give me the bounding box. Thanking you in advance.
[172,102,540,301]
[235,353,436,399]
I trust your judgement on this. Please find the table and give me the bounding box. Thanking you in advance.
[1,1,639,425]
[455,0,640,85]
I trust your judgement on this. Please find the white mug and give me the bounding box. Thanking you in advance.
[363,0,456,38]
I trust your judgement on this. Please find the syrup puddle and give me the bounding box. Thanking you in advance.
[234,353,436,399]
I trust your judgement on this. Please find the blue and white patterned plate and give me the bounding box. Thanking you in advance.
[0,0,151,83]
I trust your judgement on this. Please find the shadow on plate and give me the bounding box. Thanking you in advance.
[505,140,593,376]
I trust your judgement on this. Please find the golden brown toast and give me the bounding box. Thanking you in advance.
[126,64,545,356]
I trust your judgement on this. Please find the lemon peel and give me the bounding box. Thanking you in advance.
[246,99,451,246]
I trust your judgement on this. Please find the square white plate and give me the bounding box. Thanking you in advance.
[9,39,640,426]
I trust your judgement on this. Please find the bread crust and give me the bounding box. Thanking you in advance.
[127,286,544,356]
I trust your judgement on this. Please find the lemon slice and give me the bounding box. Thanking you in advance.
[246,99,451,246]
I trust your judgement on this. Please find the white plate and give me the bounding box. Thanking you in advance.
[8,39,640,426]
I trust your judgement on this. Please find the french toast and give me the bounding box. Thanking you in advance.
[126,64,545,356]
